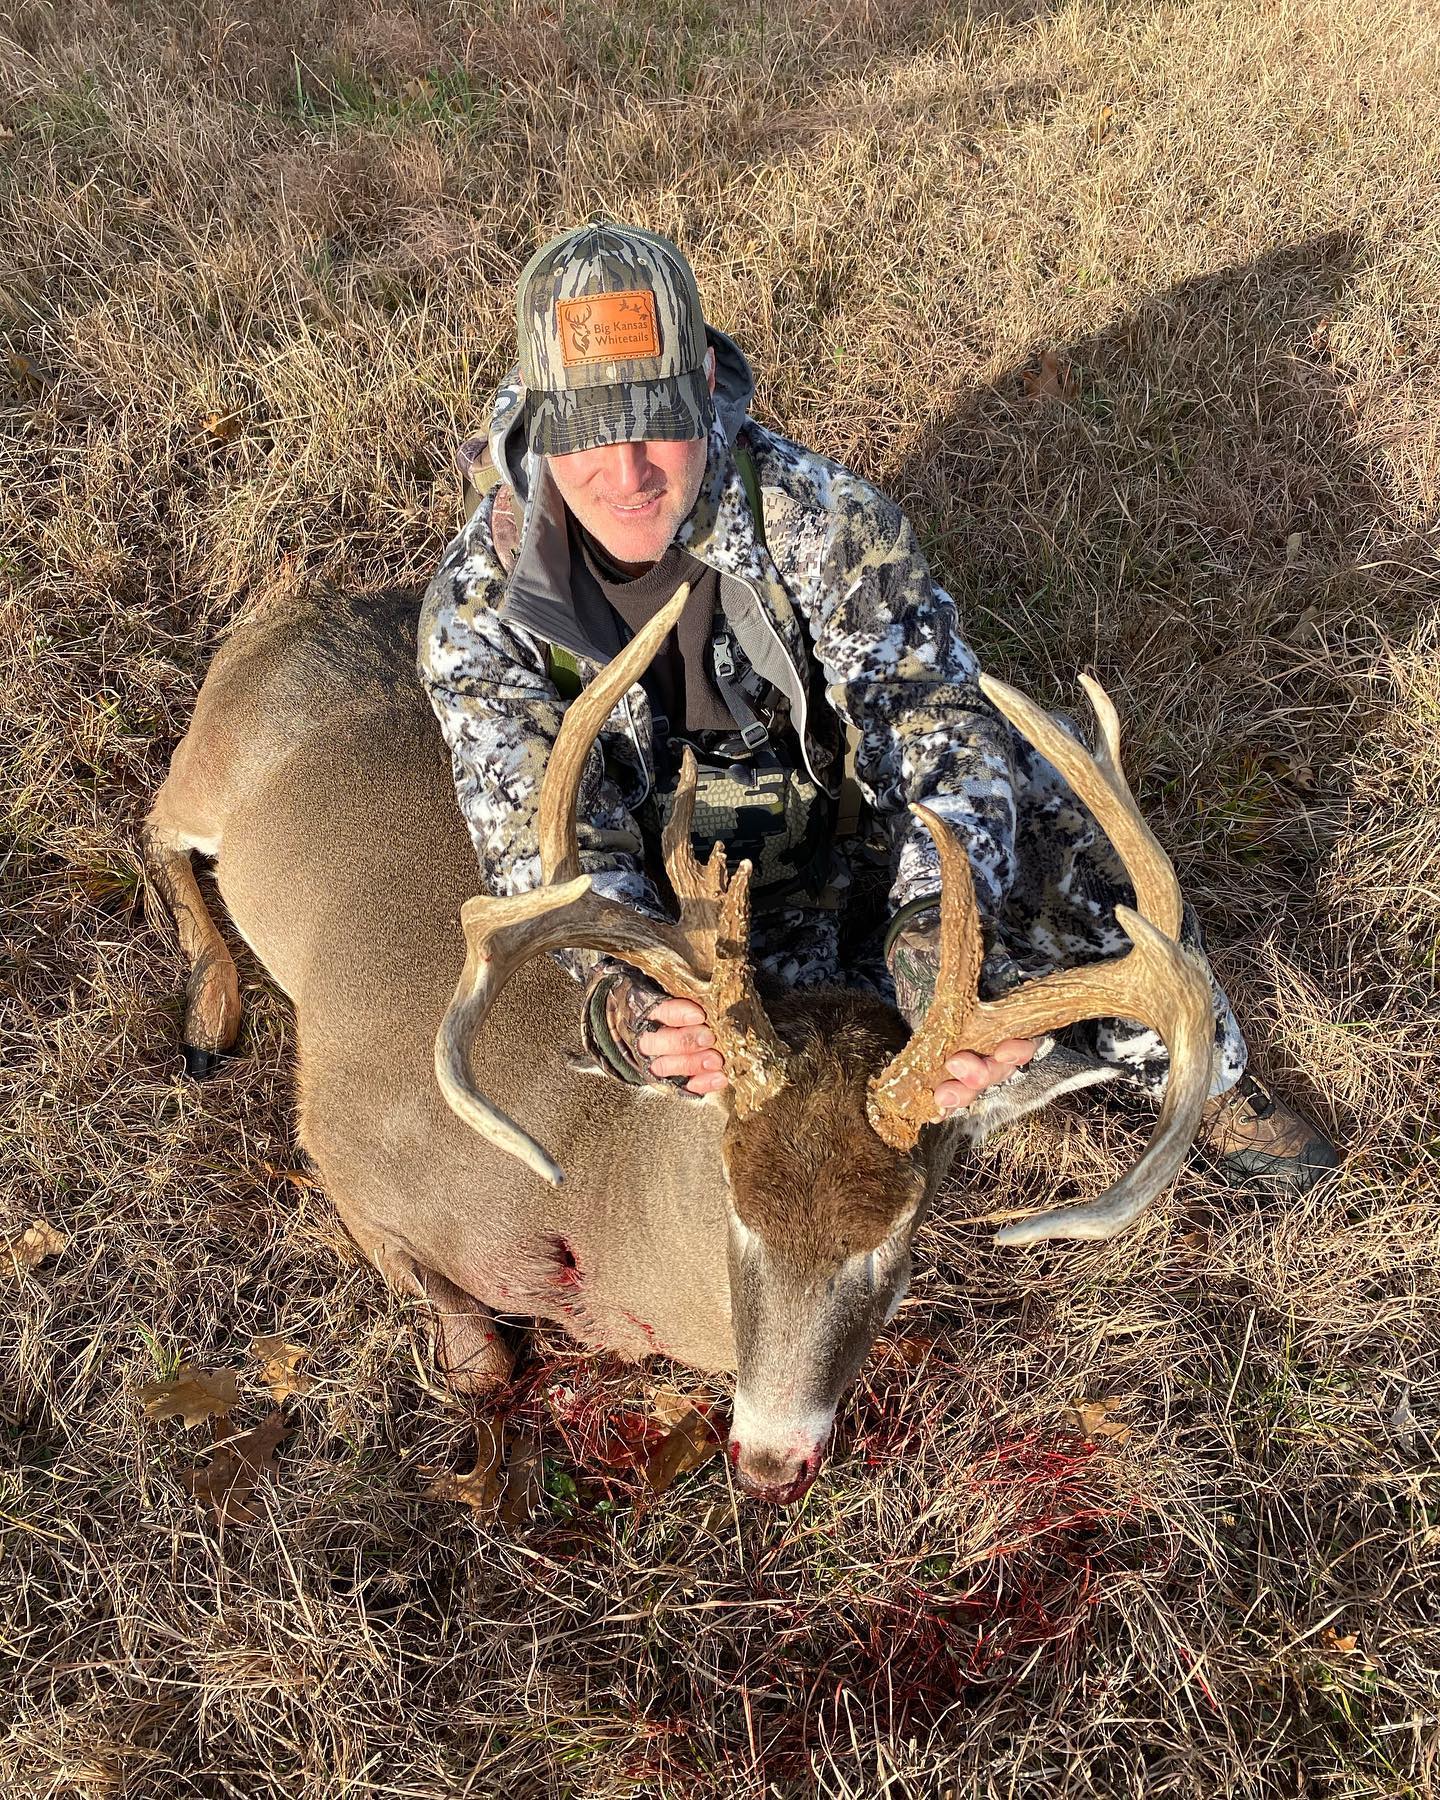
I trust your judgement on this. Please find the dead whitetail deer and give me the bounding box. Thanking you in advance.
[145,581,1214,1504]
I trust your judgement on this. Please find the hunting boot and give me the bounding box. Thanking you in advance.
[1198,1071,1340,1192]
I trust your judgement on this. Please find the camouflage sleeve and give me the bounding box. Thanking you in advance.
[416,492,667,983]
[801,480,1018,920]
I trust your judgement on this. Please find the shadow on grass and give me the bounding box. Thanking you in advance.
[886,232,1435,1116]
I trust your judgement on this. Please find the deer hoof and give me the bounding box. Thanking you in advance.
[182,1043,226,1079]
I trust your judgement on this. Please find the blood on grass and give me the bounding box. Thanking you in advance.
[738,1424,1149,1780]
[486,1335,719,1515]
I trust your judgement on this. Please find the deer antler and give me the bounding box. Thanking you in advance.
[435,582,787,1185]
[866,674,1216,1246]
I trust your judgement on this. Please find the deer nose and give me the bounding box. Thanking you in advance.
[727,1436,825,1507]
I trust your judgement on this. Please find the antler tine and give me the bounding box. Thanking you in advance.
[658,749,787,1110]
[539,583,694,884]
[707,857,788,1113]
[436,881,710,1185]
[660,746,728,956]
[1078,673,1123,783]
[866,674,1215,1246]
[979,672,1181,939]
[863,803,987,1135]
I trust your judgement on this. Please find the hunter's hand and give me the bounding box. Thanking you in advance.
[637,997,729,1096]
[934,1038,1036,1113]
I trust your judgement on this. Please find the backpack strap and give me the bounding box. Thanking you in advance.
[737,433,867,836]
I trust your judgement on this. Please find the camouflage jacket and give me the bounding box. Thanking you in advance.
[417,328,1019,961]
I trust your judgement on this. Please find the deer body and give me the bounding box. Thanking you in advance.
[149,591,744,1370]
[148,583,1214,1503]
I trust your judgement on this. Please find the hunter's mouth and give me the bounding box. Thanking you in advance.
[601,491,664,517]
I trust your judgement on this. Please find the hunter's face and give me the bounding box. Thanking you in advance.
[547,434,709,571]
[545,347,718,572]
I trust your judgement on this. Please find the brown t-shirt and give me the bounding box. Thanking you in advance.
[573,526,733,734]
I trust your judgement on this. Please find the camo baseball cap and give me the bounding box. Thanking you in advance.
[516,221,714,455]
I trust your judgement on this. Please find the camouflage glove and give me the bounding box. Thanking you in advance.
[883,899,1029,1030]
[583,967,691,1090]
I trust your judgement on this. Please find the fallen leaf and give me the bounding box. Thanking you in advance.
[424,1417,506,1516]
[1320,1626,1359,1655]
[1388,1391,1418,1455]
[200,409,243,442]
[643,1407,726,1493]
[261,1161,322,1192]
[1285,530,1304,563]
[1286,604,1322,644]
[184,1410,289,1525]
[887,1334,937,1368]
[1021,350,1077,404]
[498,1430,543,1526]
[3,1218,67,1273]
[649,1384,704,1428]
[1091,103,1115,146]
[140,1363,240,1429]
[250,1335,312,1402]
[7,352,53,391]
[1068,1396,1133,1443]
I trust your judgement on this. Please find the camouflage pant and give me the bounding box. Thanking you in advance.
[749,733,1247,1102]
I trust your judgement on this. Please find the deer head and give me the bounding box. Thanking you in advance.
[435,585,1215,1503]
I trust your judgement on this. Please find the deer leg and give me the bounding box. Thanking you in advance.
[364,1234,514,1396]
[419,1266,515,1395]
[141,813,241,1075]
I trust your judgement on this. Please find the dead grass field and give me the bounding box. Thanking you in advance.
[3,0,1439,1794]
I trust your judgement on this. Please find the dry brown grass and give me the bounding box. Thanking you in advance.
[3,0,1438,1794]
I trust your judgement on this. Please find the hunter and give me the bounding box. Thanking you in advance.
[418,221,1338,1191]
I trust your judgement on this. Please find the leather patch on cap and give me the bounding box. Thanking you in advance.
[556,290,661,366]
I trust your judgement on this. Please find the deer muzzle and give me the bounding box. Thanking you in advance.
[727,1390,833,1506]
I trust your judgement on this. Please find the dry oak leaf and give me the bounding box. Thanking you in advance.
[1320,1626,1359,1654]
[200,409,243,442]
[643,1407,726,1494]
[1068,1396,1133,1443]
[140,1363,240,1429]
[1091,103,1116,146]
[185,1409,289,1526]
[1021,350,1077,404]
[424,1417,506,1516]
[4,1218,67,1273]
[250,1335,312,1402]
[887,1333,937,1368]
[649,1383,705,1429]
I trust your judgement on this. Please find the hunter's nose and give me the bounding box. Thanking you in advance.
[602,441,655,494]
[728,1437,824,1507]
